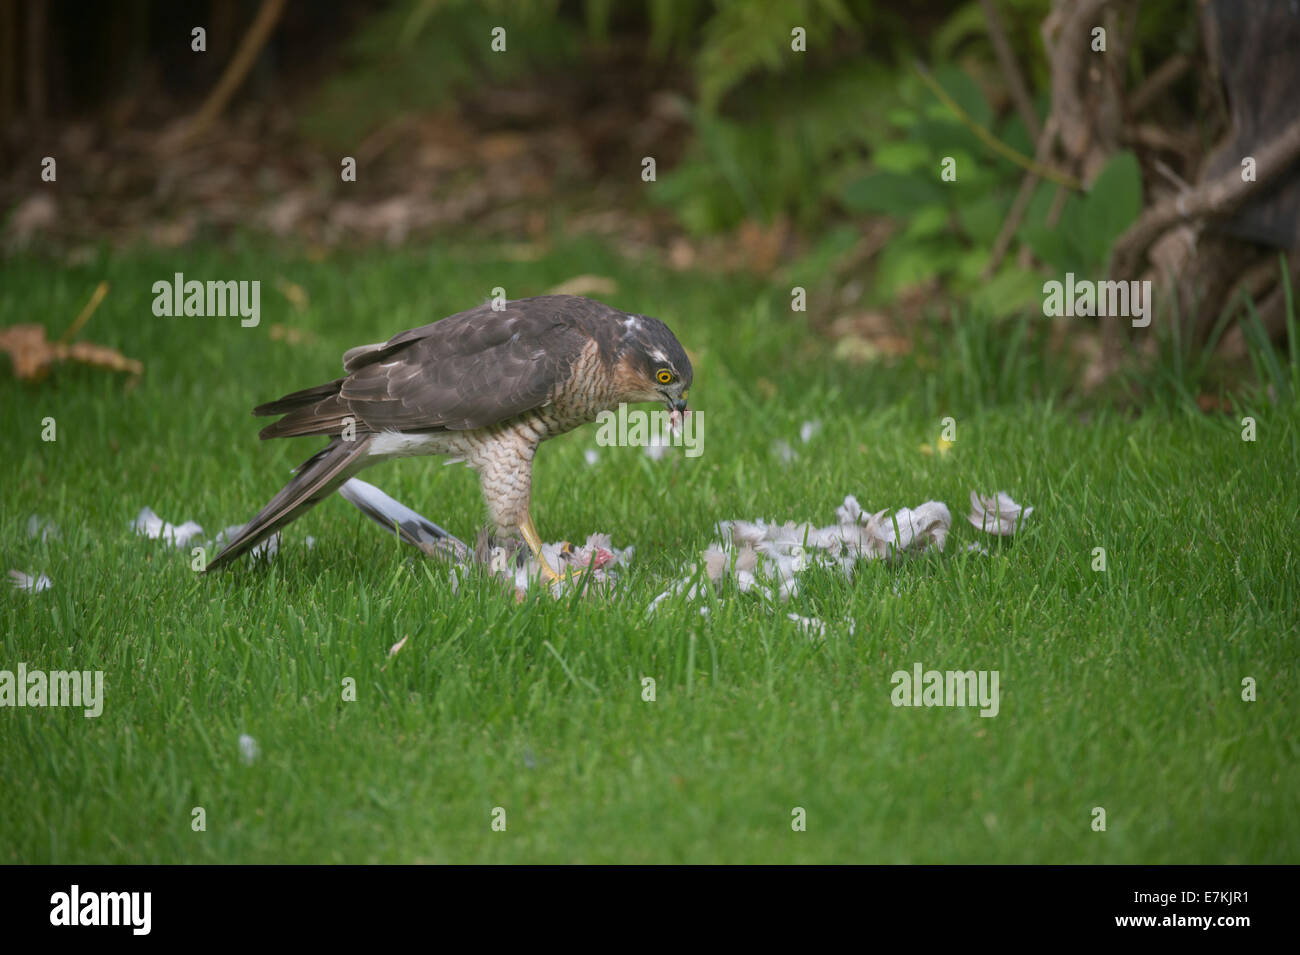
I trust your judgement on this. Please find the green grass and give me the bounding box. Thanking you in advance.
[2,237,1297,863]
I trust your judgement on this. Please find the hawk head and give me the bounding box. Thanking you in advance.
[613,313,693,417]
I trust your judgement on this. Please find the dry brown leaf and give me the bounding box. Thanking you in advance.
[0,323,142,382]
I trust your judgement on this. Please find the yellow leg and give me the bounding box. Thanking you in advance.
[518,514,564,582]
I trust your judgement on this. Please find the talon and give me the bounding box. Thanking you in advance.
[518,514,569,584]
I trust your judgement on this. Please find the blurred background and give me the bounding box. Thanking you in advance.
[3,0,1299,401]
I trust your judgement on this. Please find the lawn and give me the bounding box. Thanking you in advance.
[2,237,1297,863]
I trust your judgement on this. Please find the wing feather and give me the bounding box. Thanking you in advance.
[339,299,586,432]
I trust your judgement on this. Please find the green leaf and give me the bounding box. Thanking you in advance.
[887,107,919,129]
[902,204,952,240]
[930,2,987,63]
[953,248,991,283]
[1020,182,1087,274]
[786,225,861,285]
[931,64,993,130]
[875,240,962,296]
[969,264,1045,317]
[840,171,946,216]
[1081,150,1143,271]
[873,141,931,173]
[956,193,1008,245]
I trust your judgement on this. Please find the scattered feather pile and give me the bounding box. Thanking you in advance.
[649,495,952,609]
[649,491,1030,614]
[112,480,1026,613]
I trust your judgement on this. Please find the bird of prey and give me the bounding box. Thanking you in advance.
[205,294,692,580]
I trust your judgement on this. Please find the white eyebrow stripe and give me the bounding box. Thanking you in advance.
[650,348,667,362]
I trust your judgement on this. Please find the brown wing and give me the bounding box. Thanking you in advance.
[255,296,615,439]
[339,299,587,432]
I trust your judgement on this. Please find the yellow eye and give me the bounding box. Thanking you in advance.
[656,369,673,384]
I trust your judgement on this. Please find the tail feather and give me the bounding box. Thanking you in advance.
[254,377,354,440]
[205,436,373,571]
[257,402,353,440]
[252,378,345,417]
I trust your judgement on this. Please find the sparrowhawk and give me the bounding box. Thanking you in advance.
[205,294,692,579]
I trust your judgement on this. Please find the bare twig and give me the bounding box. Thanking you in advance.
[979,0,1040,141]
[1045,182,1069,227]
[1047,0,1115,162]
[1123,122,1198,158]
[1129,53,1191,115]
[1110,114,1300,278]
[913,61,1081,190]
[171,0,287,146]
[1149,157,1191,193]
[982,115,1060,278]
[58,281,109,345]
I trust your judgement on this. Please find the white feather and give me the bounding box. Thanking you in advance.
[369,431,441,459]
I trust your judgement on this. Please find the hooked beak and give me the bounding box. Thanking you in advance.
[665,395,688,432]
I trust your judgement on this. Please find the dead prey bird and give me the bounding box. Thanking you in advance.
[206,295,692,580]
